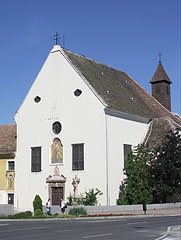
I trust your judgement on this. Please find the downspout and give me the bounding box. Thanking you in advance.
[105,113,109,206]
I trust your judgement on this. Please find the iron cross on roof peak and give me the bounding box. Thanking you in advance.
[159,52,162,63]
[54,32,60,45]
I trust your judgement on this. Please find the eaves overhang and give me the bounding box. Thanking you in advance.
[105,108,151,124]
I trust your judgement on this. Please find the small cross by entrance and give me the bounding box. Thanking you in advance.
[54,32,60,45]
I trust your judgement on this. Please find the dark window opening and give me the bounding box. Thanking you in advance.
[8,161,15,171]
[31,147,41,172]
[8,194,14,205]
[123,144,132,168]
[72,144,84,171]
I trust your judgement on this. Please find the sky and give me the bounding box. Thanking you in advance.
[0,0,180,125]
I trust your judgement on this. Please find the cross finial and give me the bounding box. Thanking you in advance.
[54,32,60,45]
[159,52,162,63]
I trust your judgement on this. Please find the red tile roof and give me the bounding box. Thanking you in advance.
[0,124,16,153]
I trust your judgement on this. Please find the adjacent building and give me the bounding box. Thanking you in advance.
[0,124,16,205]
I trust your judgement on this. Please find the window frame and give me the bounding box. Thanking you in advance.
[31,147,41,172]
[72,143,84,171]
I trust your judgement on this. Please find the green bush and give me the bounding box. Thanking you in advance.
[34,209,43,216]
[116,197,128,205]
[82,188,103,206]
[69,208,87,216]
[1,211,33,219]
[33,195,43,213]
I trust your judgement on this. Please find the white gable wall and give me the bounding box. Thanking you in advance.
[14,45,150,211]
[15,46,107,211]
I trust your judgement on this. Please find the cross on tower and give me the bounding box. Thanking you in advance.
[54,32,60,45]
[159,52,162,63]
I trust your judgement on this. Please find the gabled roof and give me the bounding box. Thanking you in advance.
[150,62,172,83]
[0,124,16,154]
[64,49,180,125]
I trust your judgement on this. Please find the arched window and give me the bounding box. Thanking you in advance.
[51,138,63,164]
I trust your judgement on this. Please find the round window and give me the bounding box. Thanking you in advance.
[52,122,62,134]
[34,96,41,103]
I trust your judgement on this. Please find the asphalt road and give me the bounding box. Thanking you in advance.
[0,215,180,240]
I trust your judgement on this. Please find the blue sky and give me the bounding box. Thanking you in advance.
[0,0,180,124]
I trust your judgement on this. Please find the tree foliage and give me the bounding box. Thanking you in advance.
[33,195,43,214]
[117,145,152,204]
[148,130,181,203]
[121,145,152,205]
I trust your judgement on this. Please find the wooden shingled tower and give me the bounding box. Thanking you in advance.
[150,58,172,111]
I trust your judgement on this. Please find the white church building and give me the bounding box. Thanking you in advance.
[14,44,181,211]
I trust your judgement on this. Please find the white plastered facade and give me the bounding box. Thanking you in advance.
[14,45,149,211]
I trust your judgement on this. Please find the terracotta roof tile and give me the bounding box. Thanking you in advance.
[0,124,17,153]
[144,117,180,148]
[64,50,180,126]
[150,62,172,83]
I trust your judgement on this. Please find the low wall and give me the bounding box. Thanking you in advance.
[1,202,180,216]
[44,202,181,215]
[0,204,14,216]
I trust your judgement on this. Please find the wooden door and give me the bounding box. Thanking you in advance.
[52,187,63,205]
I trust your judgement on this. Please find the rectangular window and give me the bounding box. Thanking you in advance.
[72,144,84,171]
[31,147,41,172]
[123,144,132,168]
[7,161,15,171]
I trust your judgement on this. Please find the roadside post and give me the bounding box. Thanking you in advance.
[143,202,147,215]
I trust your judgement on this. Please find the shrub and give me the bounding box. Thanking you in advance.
[33,195,43,213]
[82,188,103,206]
[34,209,43,216]
[3,211,33,219]
[69,208,87,216]
[116,197,128,205]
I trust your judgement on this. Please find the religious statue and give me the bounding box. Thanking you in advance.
[51,138,63,164]
[8,175,14,189]
[72,175,80,198]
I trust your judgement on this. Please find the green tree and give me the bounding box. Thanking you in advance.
[124,145,152,204]
[148,131,181,203]
[33,195,43,215]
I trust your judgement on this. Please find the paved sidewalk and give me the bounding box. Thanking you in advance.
[115,207,181,216]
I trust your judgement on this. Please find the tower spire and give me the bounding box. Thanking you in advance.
[150,57,172,111]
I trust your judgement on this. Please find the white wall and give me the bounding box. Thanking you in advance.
[15,46,107,211]
[105,114,149,205]
[0,190,6,204]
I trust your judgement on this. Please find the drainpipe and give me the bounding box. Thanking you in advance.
[105,114,109,206]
